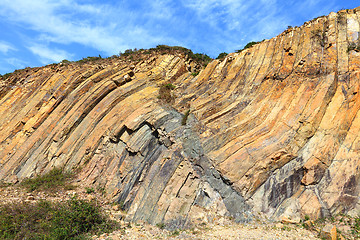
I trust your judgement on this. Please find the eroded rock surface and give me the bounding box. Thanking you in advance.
[1,7,360,227]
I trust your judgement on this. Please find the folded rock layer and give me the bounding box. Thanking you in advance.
[1,7,360,226]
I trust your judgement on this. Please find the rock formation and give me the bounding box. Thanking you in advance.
[1,7,360,228]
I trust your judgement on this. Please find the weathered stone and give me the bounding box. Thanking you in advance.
[298,189,324,219]
[281,216,299,224]
[320,224,337,240]
[301,157,326,185]
[339,234,346,240]
[304,220,314,228]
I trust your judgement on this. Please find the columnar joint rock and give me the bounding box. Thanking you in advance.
[1,8,360,226]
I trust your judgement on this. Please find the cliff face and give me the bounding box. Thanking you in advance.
[1,7,360,227]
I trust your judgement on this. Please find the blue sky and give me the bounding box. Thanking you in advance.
[0,0,358,74]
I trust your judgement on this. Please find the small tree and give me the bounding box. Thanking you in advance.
[216,52,228,59]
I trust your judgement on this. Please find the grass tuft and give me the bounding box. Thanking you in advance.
[21,168,74,192]
[85,187,95,194]
[158,83,176,103]
[156,223,166,229]
[181,109,191,125]
[191,72,199,77]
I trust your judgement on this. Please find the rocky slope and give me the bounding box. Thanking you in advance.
[1,7,360,228]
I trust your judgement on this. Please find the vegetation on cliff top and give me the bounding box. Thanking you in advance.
[0,73,12,80]
[119,45,212,67]
[216,52,228,60]
[0,44,229,79]
[235,40,264,53]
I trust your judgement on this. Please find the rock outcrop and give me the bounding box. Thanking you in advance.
[1,7,360,227]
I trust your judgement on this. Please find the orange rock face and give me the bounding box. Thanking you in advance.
[1,8,360,226]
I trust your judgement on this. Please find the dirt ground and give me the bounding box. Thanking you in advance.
[93,221,318,240]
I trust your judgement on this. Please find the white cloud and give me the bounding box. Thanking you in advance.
[28,44,73,64]
[0,0,175,56]
[146,0,174,19]
[3,58,29,71]
[181,0,289,42]
[0,0,119,55]
[0,41,17,54]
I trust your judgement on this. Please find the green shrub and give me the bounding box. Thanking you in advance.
[120,48,136,57]
[149,45,212,66]
[311,29,327,47]
[61,59,72,64]
[236,40,263,53]
[97,186,106,195]
[163,83,176,90]
[156,223,166,229]
[154,45,190,54]
[216,52,228,59]
[21,168,74,192]
[76,56,102,64]
[190,53,212,66]
[117,201,125,211]
[352,216,360,238]
[171,230,180,236]
[244,41,258,49]
[337,13,347,25]
[1,72,12,80]
[0,181,11,188]
[85,187,95,194]
[117,45,213,68]
[191,72,199,77]
[0,198,119,239]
